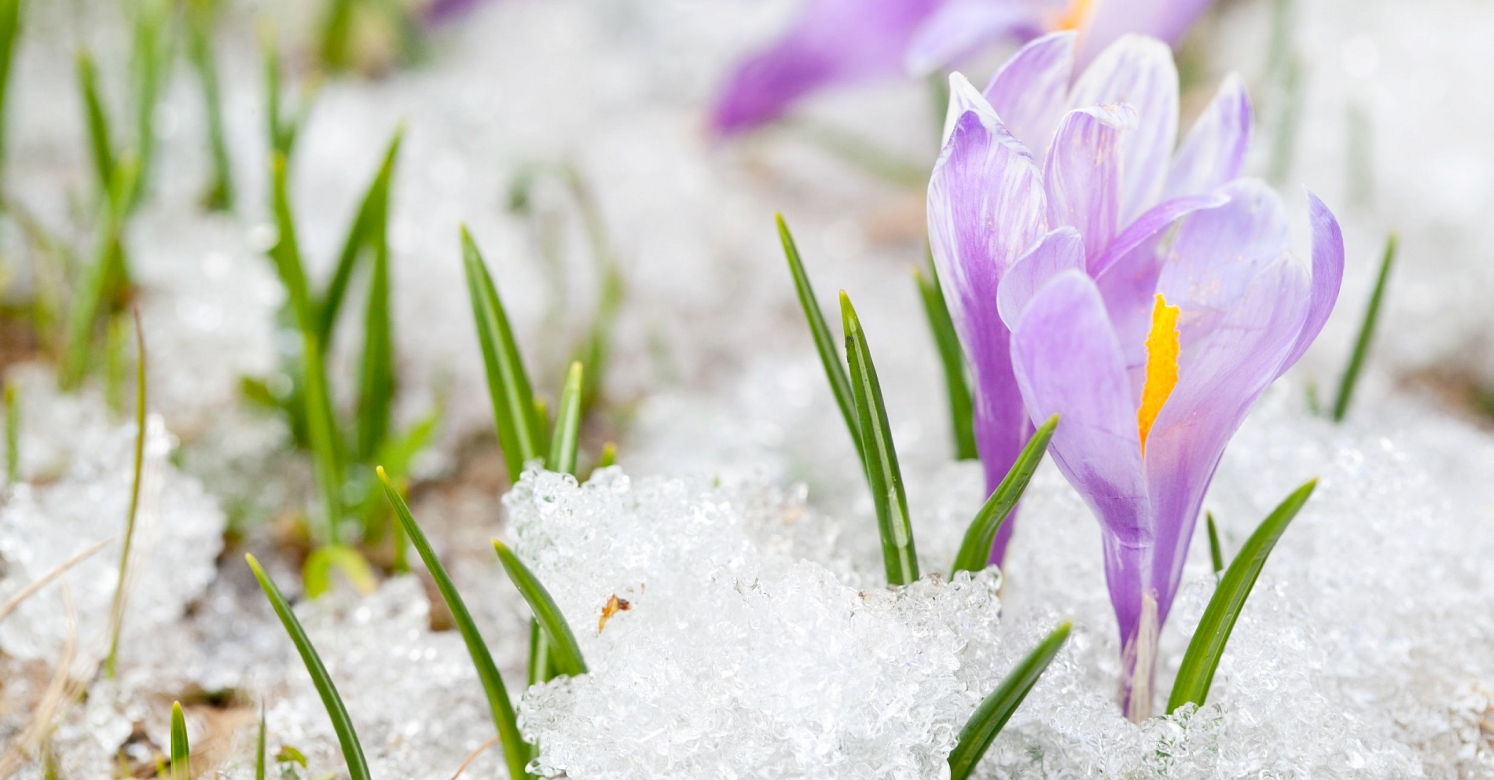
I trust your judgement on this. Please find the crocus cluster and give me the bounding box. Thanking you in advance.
[927,31,1344,720]
[711,0,1215,135]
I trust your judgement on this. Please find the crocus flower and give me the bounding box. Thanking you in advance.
[927,30,1249,567]
[710,0,1214,135]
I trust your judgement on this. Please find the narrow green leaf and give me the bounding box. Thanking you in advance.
[104,310,146,678]
[354,219,394,460]
[493,540,587,677]
[840,292,919,586]
[186,0,233,211]
[125,0,173,208]
[947,621,1071,780]
[597,442,616,469]
[1332,234,1396,422]
[1206,512,1224,578]
[275,745,307,768]
[303,330,344,545]
[547,362,583,475]
[378,468,531,780]
[319,0,356,71]
[301,545,377,599]
[461,228,546,482]
[0,0,24,176]
[527,619,555,686]
[169,701,190,780]
[255,704,266,780]
[268,154,314,331]
[914,262,977,461]
[246,553,371,780]
[5,380,18,484]
[779,215,863,467]
[319,128,403,347]
[76,49,115,197]
[950,415,1057,576]
[1168,479,1317,714]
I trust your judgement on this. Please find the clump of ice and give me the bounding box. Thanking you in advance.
[0,366,225,671]
[507,468,1017,779]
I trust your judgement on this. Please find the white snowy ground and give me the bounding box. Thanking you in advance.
[2,0,1494,777]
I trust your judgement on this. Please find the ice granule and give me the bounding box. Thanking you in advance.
[507,468,1017,780]
[0,366,225,672]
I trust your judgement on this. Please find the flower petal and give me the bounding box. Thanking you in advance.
[1044,104,1136,262]
[905,0,1043,77]
[1276,190,1346,374]
[981,31,1078,159]
[710,0,941,134]
[942,71,996,148]
[1142,254,1309,624]
[1077,0,1216,66]
[1163,73,1252,200]
[1067,35,1179,222]
[1011,270,1151,545]
[997,227,1086,329]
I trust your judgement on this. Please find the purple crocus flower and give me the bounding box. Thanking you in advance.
[710,0,1215,135]
[928,30,1249,567]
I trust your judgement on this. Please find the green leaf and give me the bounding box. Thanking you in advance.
[840,292,919,586]
[303,330,345,545]
[246,553,371,780]
[914,261,977,461]
[170,701,190,780]
[125,0,173,209]
[268,154,314,331]
[461,227,547,482]
[105,310,146,679]
[185,0,233,211]
[596,441,616,469]
[275,745,307,768]
[950,415,1057,577]
[1206,512,1224,578]
[354,216,394,460]
[319,0,356,71]
[527,619,555,686]
[75,49,115,198]
[492,540,587,677]
[0,0,23,175]
[947,621,1071,780]
[255,704,266,780]
[546,362,583,475]
[1332,234,1396,422]
[378,468,531,780]
[778,215,862,467]
[319,129,403,348]
[5,380,17,485]
[302,544,377,599]
[1168,479,1317,714]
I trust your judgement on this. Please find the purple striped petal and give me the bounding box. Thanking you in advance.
[1044,104,1136,261]
[1077,0,1217,66]
[1276,190,1346,374]
[905,0,1043,76]
[981,31,1077,159]
[1142,254,1309,624]
[710,0,940,135]
[997,227,1086,329]
[1068,35,1179,222]
[1163,73,1252,200]
[1011,271,1151,546]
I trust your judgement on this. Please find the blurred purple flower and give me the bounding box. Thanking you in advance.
[711,0,1214,134]
[423,0,483,24]
[927,31,1251,569]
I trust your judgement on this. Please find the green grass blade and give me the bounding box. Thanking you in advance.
[596,442,616,469]
[778,215,862,467]
[841,292,919,586]
[493,540,587,677]
[947,621,1071,780]
[378,468,531,780]
[301,544,376,599]
[950,415,1057,576]
[1168,479,1317,714]
[75,49,115,198]
[320,129,402,347]
[319,0,356,71]
[1206,512,1224,578]
[527,619,555,686]
[303,331,345,545]
[125,0,172,209]
[914,262,977,461]
[169,701,190,780]
[255,704,266,780]
[268,154,314,330]
[0,0,23,175]
[186,0,233,211]
[461,227,546,482]
[246,553,371,780]
[354,223,394,460]
[104,310,146,678]
[546,362,583,475]
[5,380,18,484]
[1332,234,1396,422]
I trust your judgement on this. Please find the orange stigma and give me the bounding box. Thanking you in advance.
[1054,0,1097,31]
[1137,294,1180,456]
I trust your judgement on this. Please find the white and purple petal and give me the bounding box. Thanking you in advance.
[997,227,1086,329]
[1276,190,1346,374]
[1077,0,1217,66]
[981,30,1078,159]
[1044,104,1136,261]
[1163,73,1252,200]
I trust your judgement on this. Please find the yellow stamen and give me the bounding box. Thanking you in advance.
[1054,0,1097,31]
[1137,294,1180,456]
